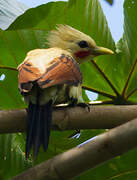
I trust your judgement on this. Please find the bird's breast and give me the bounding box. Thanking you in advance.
[24,84,82,105]
[41,84,82,105]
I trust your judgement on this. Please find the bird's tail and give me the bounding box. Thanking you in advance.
[26,100,52,159]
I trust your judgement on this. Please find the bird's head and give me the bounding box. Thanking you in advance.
[47,25,114,63]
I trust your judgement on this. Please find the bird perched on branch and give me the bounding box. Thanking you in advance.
[18,25,114,158]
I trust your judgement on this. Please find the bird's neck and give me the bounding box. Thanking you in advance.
[74,50,91,59]
[72,52,92,64]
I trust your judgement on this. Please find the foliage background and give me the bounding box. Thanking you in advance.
[0,0,137,179]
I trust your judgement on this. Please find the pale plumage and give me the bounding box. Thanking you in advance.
[18,25,114,158]
[47,25,96,50]
[18,47,82,105]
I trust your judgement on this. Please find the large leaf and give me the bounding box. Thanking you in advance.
[0,1,115,178]
[75,0,137,179]
[34,129,105,165]
[96,0,137,104]
[122,0,137,101]
[0,0,137,179]
[5,0,137,105]
[0,0,116,109]
[0,29,48,109]
[0,134,31,179]
[74,147,137,180]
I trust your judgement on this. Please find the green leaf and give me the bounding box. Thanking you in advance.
[0,0,136,107]
[0,29,47,109]
[7,1,67,30]
[97,0,137,104]
[0,0,137,178]
[34,129,105,165]
[0,0,116,109]
[122,0,137,99]
[73,148,137,180]
[0,134,31,180]
[82,89,90,102]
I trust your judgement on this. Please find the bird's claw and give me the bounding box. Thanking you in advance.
[77,103,90,112]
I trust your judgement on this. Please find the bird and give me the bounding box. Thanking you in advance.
[18,25,114,159]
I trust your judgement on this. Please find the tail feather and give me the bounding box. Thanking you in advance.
[33,105,42,158]
[42,101,52,151]
[26,102,37,158]
[26,101,52,159]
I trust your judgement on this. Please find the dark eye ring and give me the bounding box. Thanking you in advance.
[78,40,89,48]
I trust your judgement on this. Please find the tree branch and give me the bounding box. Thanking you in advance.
[12,117,137,180]
[0,105,137,133]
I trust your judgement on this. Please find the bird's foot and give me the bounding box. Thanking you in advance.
[67,99,90,112]
[77,102,90,112]
[67,98,78,107]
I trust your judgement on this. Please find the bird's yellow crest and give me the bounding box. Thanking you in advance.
[47,24,96,48]
[47,24,114,63]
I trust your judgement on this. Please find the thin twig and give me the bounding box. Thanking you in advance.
[90,60,120,96]
[122,59,137,96]
[0,66,17,71]
[82,85,115,99]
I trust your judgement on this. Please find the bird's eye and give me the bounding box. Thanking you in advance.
[78,40,89,48]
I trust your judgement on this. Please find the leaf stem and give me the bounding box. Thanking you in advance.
[127,88,137,99]
[122,59,137,96]
[90,60,120,96]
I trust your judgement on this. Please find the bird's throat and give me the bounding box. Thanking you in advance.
[74,50,91,58]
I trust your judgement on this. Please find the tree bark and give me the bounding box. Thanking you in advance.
[0,105,137,133]
[12,117,137,180]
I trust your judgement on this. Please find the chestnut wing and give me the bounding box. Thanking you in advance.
[18,53,82,93]
[37,54,82,88]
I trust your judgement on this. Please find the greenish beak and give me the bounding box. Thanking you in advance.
[93,46,114,56]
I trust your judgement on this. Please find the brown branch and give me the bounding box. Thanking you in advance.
[0,105,137,133]
[12,117,137,180]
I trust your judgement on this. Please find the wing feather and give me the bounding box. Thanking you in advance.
[38,54,82,88]
[18,51,82,93]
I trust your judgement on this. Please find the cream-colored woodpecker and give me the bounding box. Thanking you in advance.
[18,25,114,158]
